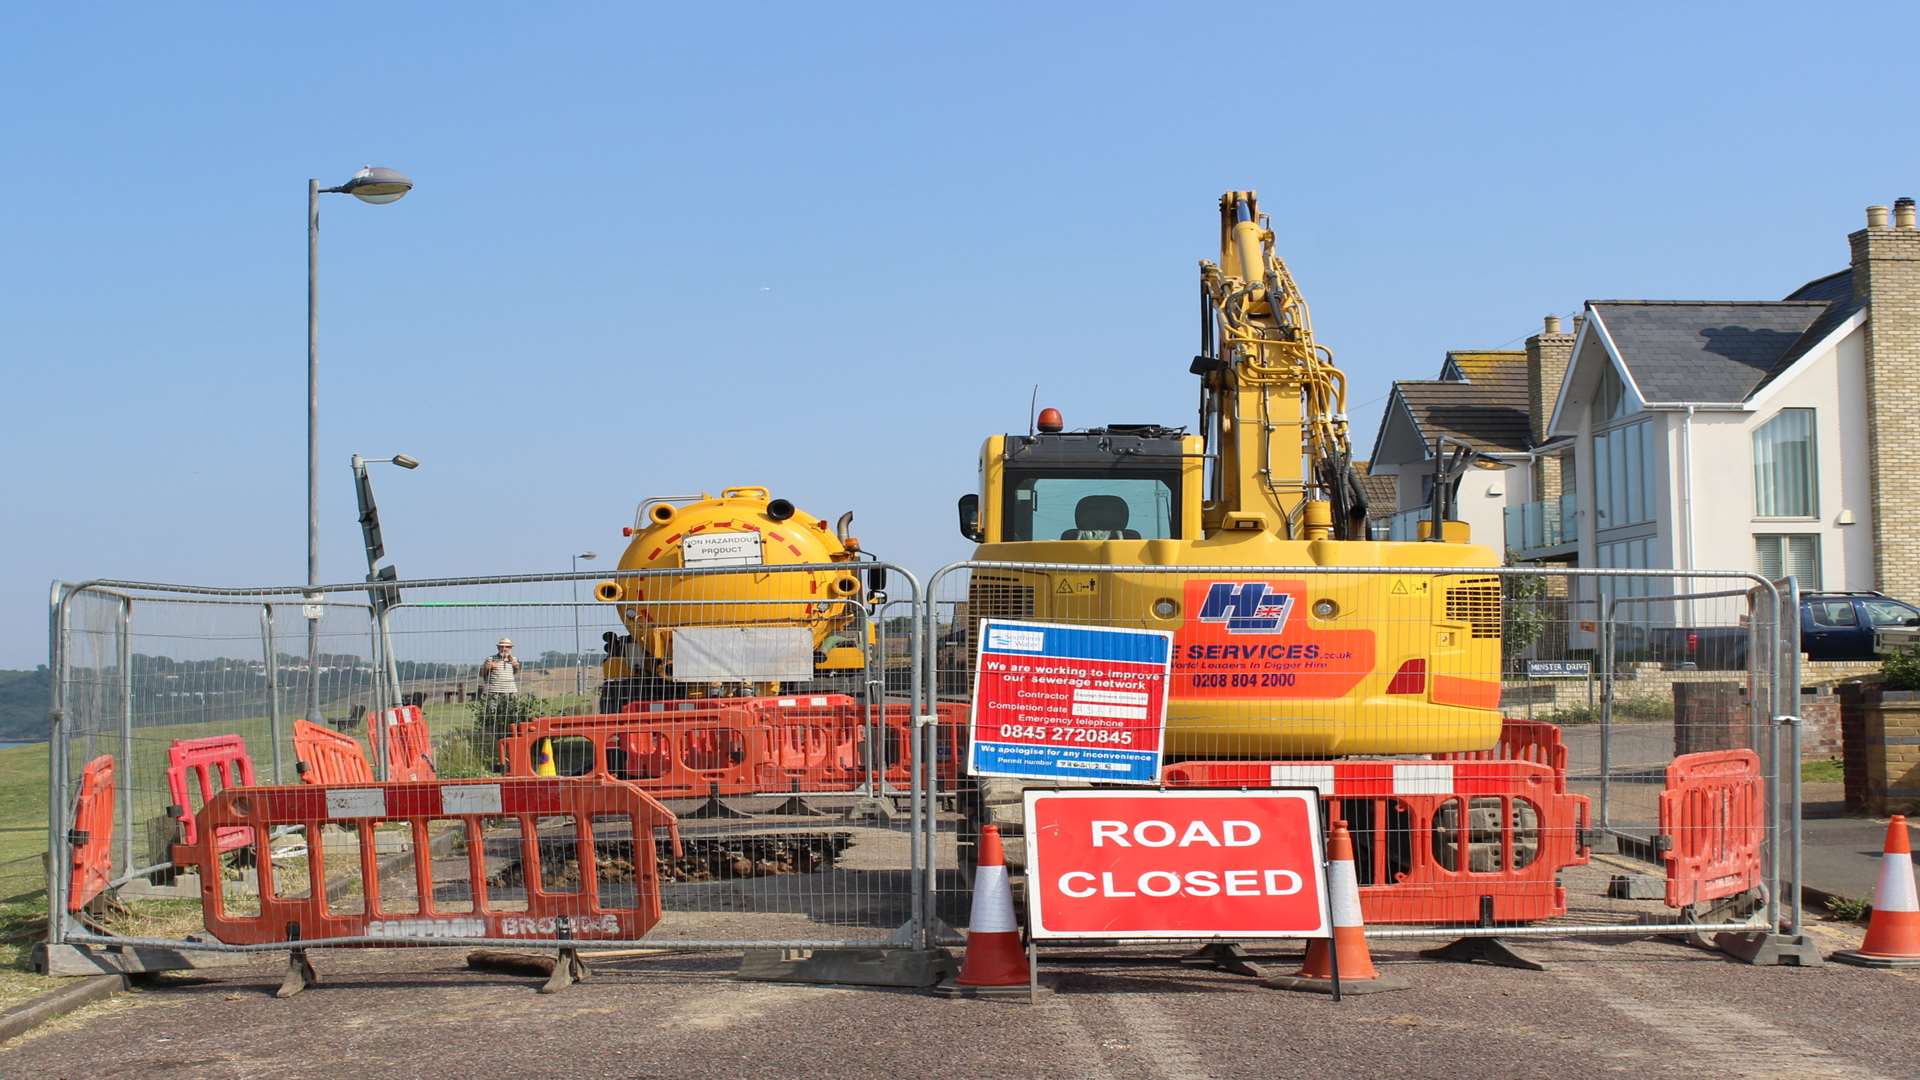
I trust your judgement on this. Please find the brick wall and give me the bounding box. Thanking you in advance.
[1835,682,1920,815]
[1851,202,1920,599]
[1800,688,1842,757]
[1673,682,1752,755]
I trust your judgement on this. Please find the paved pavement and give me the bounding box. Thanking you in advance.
[3,922,1915,1079]
[1800,802,1916,905]
[1561,721,1907,912]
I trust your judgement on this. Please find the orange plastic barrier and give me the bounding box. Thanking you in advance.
[500,706,778,798]
[166,735,258,855]
[178,778,681,945]
[620,696,877,785]
[1163,759,1590,924]
[369,705,435,782]
[508,697,971,796]
[1436,718,1569,791]
[1658,748,1764,907]
[294,719,375,785]
[67,755,116,912]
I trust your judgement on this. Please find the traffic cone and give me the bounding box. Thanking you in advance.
[932,824,1035,998]
[1834,815,1920,968]
[533,737,558,777]
[1265,819,1408,995]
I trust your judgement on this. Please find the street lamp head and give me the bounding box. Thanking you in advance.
[341,165,413,205]
[577,552,598,561]
[390,453,421,469]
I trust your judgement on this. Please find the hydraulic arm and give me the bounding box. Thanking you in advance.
[1196,191,1368,540]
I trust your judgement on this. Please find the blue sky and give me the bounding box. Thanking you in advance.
[5,2,1918,667]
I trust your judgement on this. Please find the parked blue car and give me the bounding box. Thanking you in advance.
[1652,591,1920,669]
[1801,591,1920,661]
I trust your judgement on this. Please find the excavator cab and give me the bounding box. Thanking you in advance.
[958,422,1202,546]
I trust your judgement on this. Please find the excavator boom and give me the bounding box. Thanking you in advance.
[1197,191,1365,539]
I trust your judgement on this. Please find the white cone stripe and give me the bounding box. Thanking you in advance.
[1875,852,1919,913]
[969,864,1019,933]
[1329,859,1362,928]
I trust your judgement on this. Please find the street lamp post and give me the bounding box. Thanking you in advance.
[352,452,420,706]
[572,552,598,696]
[307,166,413,724]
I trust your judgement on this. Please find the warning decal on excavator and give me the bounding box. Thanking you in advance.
[1173,579,1374,700]
[1388,576,1430,597]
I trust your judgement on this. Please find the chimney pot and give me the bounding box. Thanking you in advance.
[1868,204,1891,230]
[1544,314,1562,335]
[1897,197,1917,230]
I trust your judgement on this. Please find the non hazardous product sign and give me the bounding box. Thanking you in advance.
[968,619,1173,784]
[1024,789,1331,939]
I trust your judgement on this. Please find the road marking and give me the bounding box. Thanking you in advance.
[660,981,791,1032]
[1558,961,1887,1079]
[1095,991,1211,1080]
[1033,994,1120,1080]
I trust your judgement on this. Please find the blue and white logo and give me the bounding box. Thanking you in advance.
[1197,582,1294,634]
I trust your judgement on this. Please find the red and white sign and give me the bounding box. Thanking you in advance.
[1023,789,1331,939]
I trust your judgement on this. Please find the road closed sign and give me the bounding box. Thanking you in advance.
[1023,789,1331,939]
[968,619,1173,785]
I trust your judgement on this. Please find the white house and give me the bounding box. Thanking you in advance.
[1367,350,1552,552]
[1539,274,1860,594]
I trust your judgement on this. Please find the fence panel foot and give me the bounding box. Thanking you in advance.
[539,947,590,995]
[841,798,895,824]
[1417,937,1546,971]
[32,941,246,978]
[737,946,957,988]
[1178,942,1266,978]
[276,949,317,998]
[1714,931,1823,967]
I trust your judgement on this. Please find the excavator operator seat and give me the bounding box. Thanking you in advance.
[1061,494,1141,540]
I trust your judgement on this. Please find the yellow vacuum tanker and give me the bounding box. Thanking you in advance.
[593,485,878,710]
[955,191,1504,758]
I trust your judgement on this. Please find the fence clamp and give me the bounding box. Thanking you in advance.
[1776,714,1801,729]
[65,829,89,849]
[917,713,938,730]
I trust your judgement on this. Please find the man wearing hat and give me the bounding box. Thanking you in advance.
[481,638,521,696]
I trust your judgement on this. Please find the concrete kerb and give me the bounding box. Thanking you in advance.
[0,974,129,1045]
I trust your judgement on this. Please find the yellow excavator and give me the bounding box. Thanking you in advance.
[955,191,1504,761]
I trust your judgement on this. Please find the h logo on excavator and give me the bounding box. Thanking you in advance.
[1197,582,1293,634]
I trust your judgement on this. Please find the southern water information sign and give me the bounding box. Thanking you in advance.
[967,618,1174,785]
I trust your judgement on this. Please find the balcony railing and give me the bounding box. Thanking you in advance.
[1504,493,1578,554]
[1384,507,1428,542]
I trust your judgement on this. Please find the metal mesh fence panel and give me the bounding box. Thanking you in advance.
[921,561,1793,944]
[49,563,923,953]
[44,559,1805,959]
[50,585,379,923]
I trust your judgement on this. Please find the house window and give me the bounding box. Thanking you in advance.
[1593,417,1653,530]
[1753,408,1817,518]
[1597,536,1659,603]
[1754,534,1820,589]
[1589,362,1632,426]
